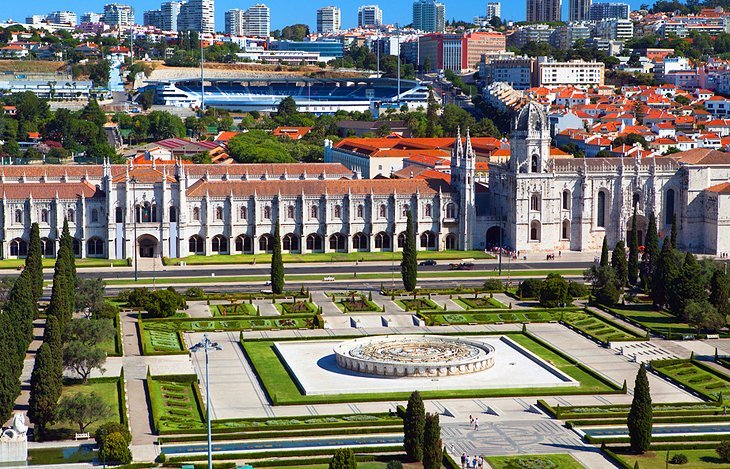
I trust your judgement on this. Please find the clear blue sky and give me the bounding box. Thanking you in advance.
[5,0,647,31]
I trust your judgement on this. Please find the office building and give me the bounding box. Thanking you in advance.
[588,2,629,20]
[526,0,561,22]
[419,32,506,72]
[103,4,134,27]
[270,39,344,60]
[413,0,446,33]
[144,9,164,28]
[358,5,383,28]
[47,11,78,26]
[178,0,215,33]
[508,24,556,49]
[161,2,182,32]
[225,9,245,36]
[487,2,501,19]
[317,6,341,33]
[244,4,270,37]
[480,54,534,90]
[81,12,103,23]
[569,0,591,21]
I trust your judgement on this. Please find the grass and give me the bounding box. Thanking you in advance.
[561,311,644,343]
[168,250,494,265]
[485,454,586,469]
[46,379,123,438]
[614,449,728,469]
[147,375,205,433]
[394,298,444,312]
[213,303,258,316]
[336,297,382,313]
[652,360,730,402]
[421,310,562,326]
[275,301,319,315]
[0,257,128,270]
[454,296,507,310]
[28,445,96,466]
[606,304,695,337]
[0,60,68,73]
[242,333,618,406]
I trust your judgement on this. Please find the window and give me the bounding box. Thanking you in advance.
[424,204,432,217]
[263,206,271,220]
[259,234,274,252]
[597,191,606,228]
[67,208,75,223]
[402,204,410,217]
[212,235,228,253]
[116,207,123,223]
[91,208,99,223]
[334,205,342,218]
[136,203,155,223]
[10,238,27,257]
[41,209,49,223]
[215,207,223,220]
[446,203,456,219]
[87,237,104,256]
[14,209,22,224]
[307,234,323,252]
[530,220,541,242]
[287,205,295,219]
[665,189,675,225]
[192,207,200,221]
[633,192,640,207]
[379,204,386,218]
[235,235,252,253]
[353,232,368,250]
[41,237,54,257]
[357,204,364,218]
[562,190,570,210]
[531,154,540,173]
[329,233,346,251]
[397,232,407,248]
[420,231,436,249]
[189,235,204,254]
[374,232,391,250]
[531,194,541,211]
[239,205,247,220]
[169,206,177,222]
[445,234,457,250]
[72,239,81,257]
[310,205,318,219]
[283,233,299,252]
[562,219,570,240]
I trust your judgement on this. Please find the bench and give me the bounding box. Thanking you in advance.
[74,432,90,440]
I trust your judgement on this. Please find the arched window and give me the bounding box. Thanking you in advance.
[259,234,274,252]
[283,233,299,252]
[136,202,153,223]
[310,205,318,219]
[562,219,570,240]
[397,232,407,248]
[239,205,247,220]
[41,209,49,223]
[192,207,200,221]
[353,232,368,250]
[10,238,28,257]
[307,233,324,252]
[329,233,346,251]
[72,238,81,257]
[215,207,223,220]
[211,235,228,253]
[169,206,177,222]
[66,208,75,223]
[14,209,22,224]
[189,235,204,254]
[446,203,456,219]
[41,237,55,257]
[235,235,252,253]
[445,233,457,250]
[287,205,295,219]
[116,207,123,223]
[263,206,271,220]
[401,204,410,217]
[374,232,391,250]
[531,193,541,211]
[334,205,342,218]
[633,192,640,207]
[531,154,540,173]
[87,237,104,256]
[420,231,436,249]
[597,191,607,228]
[379,204,387,218]
[424,204,432,217]
[357,204,364,218]
[665,188,675,225]
[91,208,99,223]
[562,190,570,211]
[530,220,541,242]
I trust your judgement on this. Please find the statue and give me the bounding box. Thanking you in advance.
[11,412,28,436]
[1,412,28,463]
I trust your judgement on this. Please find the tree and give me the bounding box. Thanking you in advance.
[401,211,418,292]
[669,252,707,318]
[600,237,609,267]
[76,278,106,317]
[63,341,107,383]
[685,300,725,332]
[65,318,115,348]
[612,241,629,288]
[26,222,43,301]
[99,431,131,464]
[642,212,659,287]
[710,269,730,317]
[539,273,571,308]
[586,265,621,307]
[56,392,110,432]
[422,413,443,469]
[5,268,37,363]
[404,391,426,462]
[652,238,679,308]
[627,366,652,453]
[271,221,285,294]
[717,440,730,463]
[277,96,298,119]
[28,343,62,438]
[671,214,678,248]
[43,315,64,384]
[328,448,357,469]
[628,205,639,285]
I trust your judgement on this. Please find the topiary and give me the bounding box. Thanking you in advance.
[669,454,688,465]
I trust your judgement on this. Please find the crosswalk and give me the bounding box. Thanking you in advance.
[613,341,682,363]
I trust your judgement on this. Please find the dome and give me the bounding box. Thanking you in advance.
[515,101,547,133]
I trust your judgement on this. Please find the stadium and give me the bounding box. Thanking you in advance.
[144,76,430,115]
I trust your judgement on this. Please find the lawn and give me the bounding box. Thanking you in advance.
[46,379,123,438]
[652,359,730,402]
[0,257,128,270]
[168,250,494,265]
[614,449,728,469]
[485,454,585,469]
[242,333,619,406]
[336,296,382,313]
[213,303,258,316]
[147,375,205,433]
[454,296,507,310]
[606,304,695,337]
[275,301,319,315]
[421,310,561,326]
[561,311,644,343]
[395,297,444,312]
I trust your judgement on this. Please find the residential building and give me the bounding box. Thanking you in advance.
[487,2,502,19]
[588,2,629,20]
[144,9,164,29]
[102,4,134,27]
[553,22,591,50]
[536,57,605,87]
[178,0,215,34]
[595,18,634,41]
[413,0,446,33]
[527,0,562,23]
[569,0,591,21]
[46,11,78,26]
[480,54,535,90]
[317,6,341,33]
[508,24,556,49]
[225,9,245,36]
[358,5,383,28]
[161,2,182,32]
[244,4,270,37]
[81,12,103,23]
[419,32,506,72]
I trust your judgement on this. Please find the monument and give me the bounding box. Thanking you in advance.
[1,412,28,464]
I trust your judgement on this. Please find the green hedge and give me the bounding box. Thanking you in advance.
[158,424,403,443]
[166,444,404,463]
[585,433,729,444]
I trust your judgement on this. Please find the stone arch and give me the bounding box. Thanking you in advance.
[138,234,158,258]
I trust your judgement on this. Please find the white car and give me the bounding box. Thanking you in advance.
[323,276,335,281]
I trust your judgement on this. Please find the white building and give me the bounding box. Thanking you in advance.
[487,2,501,19]
[46,11,78,26]
[225,9,245,36]
[595,18,634,41]
[161,2,182,32]
[536,57,605,87]
[103,4,134,27]
[569,0,592,21]
[588,2,629,20]
[317,6,341,34]
[178,0,215,34]
[81,12,103,23]
[244,4,270,38]
[413,0,446,33]
[358,5,383,28]
[480,54,534,90]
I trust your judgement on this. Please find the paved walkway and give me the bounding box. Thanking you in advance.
[584,305,646,337]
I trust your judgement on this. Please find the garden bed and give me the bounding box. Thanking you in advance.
[610,448,729,469]
[560,311,645,344]
[276,301,318,315]
[421,310,561,326]
[485,454,585,469]
[148,374,205,434]
[336,296,382,313]
[395,298,443,312]
[651,359,730,403]
[214,303,258,316]
[455,296,507,310]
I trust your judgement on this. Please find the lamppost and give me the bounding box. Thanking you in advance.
[100,427,106,469]
[131,177,138,282]
[189,334,222,469]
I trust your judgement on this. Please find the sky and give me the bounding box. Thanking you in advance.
[5,0,647,31]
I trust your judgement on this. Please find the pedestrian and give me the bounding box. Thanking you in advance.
[461,452,467,469]
[474,417,479,430]
[469,415,473,427]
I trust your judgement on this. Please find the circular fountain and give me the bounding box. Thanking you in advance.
[333,335,495,377]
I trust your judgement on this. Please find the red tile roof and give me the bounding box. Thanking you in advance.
[1,181,99,200]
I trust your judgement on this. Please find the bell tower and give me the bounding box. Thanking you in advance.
[510,101,551,174]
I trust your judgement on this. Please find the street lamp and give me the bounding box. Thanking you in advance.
[189,334,222,469]
[131,177,138,282]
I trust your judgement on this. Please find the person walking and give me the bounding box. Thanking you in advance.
[474,417,479,430]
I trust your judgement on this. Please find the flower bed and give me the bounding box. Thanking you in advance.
[337,297,381,312]
[279,301,317,314]
[214,303,257,316]
[458,296,506,309]
[652,359,730,403]
[397,298,442,311]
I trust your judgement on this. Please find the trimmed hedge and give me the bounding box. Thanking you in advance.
[158,424,403,443]
[166,444,404,463]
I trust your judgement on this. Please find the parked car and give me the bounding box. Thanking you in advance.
[419,259,437,266]
[449,262,474,270]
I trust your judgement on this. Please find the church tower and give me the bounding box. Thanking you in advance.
[510,101,551,175]
[451,128,476,250]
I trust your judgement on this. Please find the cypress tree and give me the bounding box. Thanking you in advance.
[643,212,659,284]
[668,252,706,317]
[6,269,37,363]
[26,222,44,301]
[60,218,77,288]
[652,238,679,309]
[28,343,61,438]
[423,413,443,469]
[627,365,652,453]
[0,313,21,422]
[612,241,629,288]
[671,214,678,248]
[328,448,357,469]
[270,221,285,294]
[710,269,730,317]
[403,391,426,462]
[628,205,639,285]
[47,246,73,324]
[43,315,64,381]
[600,237,609,267]
[401,211,418,292]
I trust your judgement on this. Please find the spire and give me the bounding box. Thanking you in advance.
[464,128,473,160]
[455,127,463,158]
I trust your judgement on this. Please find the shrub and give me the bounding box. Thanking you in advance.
[518,279,543,298]
[568,281,589,298]
[93,302,120,320]
[482,279,504,292]
[717,440,730,462]
[669,454,688,465]
[99,431,132,464]
[95,421,131,445]
[185,287,205,298]
[386,462,403,469]
[539,274,572,308]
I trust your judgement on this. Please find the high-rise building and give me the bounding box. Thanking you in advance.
[81,12,103,23]
[178,0,215,33]
[358,5,382,28]
[569,0,592,21]
[317,6,341,33]
[103,4,134,27]
[47,11,78,26]
[161,2,182,31]
[144,9,164,28]
[526,0,562,22]
[486,2,501,20]
[244,4,270,38]
[225,9,245,36]
[413,0,445,33]
[587,2,630,20]
[419,31,506,72]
